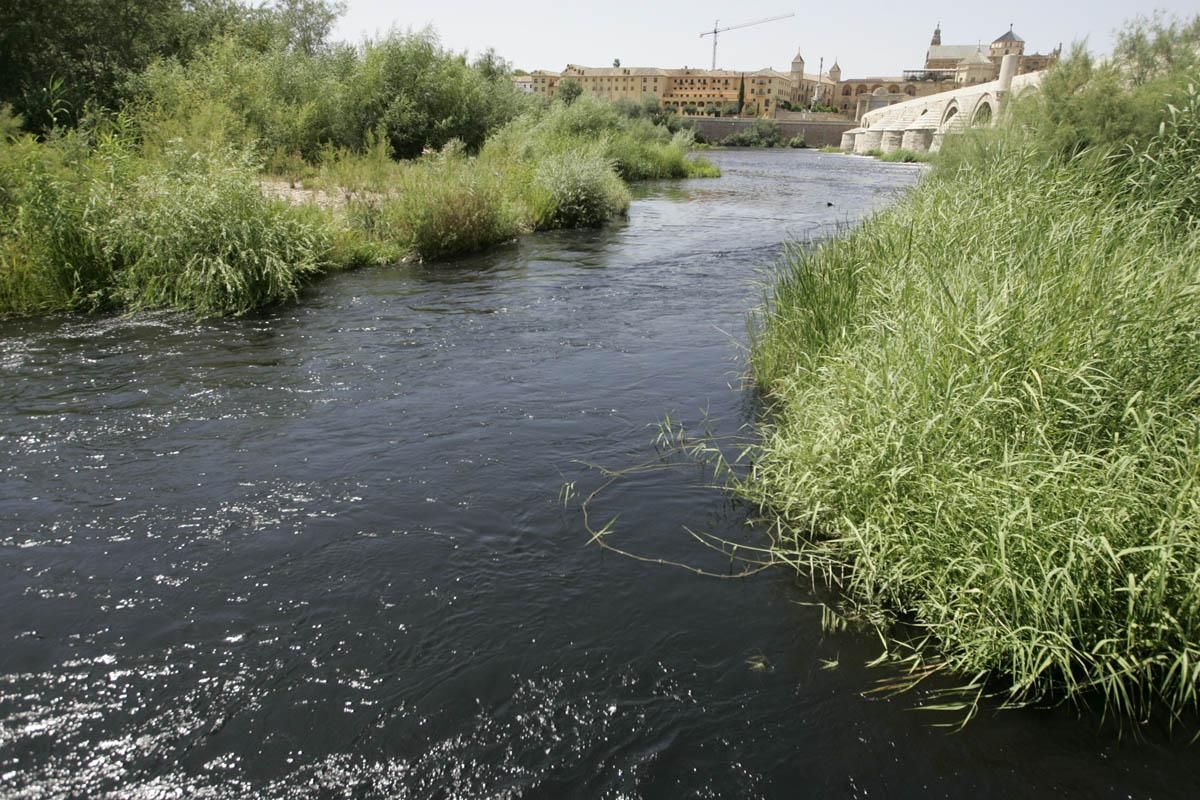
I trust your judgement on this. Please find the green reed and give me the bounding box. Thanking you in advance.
[742,77,1200,726]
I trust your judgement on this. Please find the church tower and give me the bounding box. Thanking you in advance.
[829,59,841,83]
[931,22,942,46]
[790,49,806,104]
[791,48,806,78]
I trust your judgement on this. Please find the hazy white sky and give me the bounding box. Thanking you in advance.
[332,1,1196,77]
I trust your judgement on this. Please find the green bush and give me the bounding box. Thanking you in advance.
[0,131,128,314]
[721,118,782,147]
[527,145,629,229]
[787,134,807,148]
[877,148,930,162]
[0,133,332,317]
[128,29,531,163]
[334,147,522,262]
[110,146,329,314]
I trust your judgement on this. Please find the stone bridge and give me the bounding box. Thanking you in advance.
[840,54,1044,155]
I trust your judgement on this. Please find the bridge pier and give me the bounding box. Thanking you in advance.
[840,128,862,153]
[879,129,905,153]
[853,128,883,154]
[901,126,936,153]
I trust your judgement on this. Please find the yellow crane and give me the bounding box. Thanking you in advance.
[699,13,796,71]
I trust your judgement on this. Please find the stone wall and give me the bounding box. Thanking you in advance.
[689,118,855,148]
[773,109,847,123]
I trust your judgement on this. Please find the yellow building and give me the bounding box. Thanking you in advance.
[540,61,832,116]
[516,24,1058,120]
[527,70,560,98]
[556,64,800,115]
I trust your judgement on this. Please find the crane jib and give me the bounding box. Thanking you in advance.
[697,12,796,71]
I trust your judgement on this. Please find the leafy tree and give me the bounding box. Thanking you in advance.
[736,73,745,115]
[613,58,621,68]
[262,0,344,55]
[473,48,512,82]
[0,0,345,131]
[1,0,194,126]
[556,77,583,106]
[1112,12,1200,86]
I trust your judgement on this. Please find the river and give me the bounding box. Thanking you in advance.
[1,149,1195,798]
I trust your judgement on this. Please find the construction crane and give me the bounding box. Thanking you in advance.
[699,13,795,71]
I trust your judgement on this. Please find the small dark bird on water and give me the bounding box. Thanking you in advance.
[826,201,834,207]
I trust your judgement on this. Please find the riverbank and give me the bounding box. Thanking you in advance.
[0,95,716,318]
[742,35,1200,725]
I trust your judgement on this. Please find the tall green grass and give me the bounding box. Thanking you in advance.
[877,148,932,163]
[111,146,330,315]
[0,132,331,316]
[341,149,521,262]
[743,63,1200,725]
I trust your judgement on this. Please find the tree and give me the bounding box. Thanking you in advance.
[736,72,745,116]
[473,48,511,81]
[0,0,346,131]
[263,0,344,55]
[613,58,621,68]
[1113,12,1200,86]
[556,77,583,105]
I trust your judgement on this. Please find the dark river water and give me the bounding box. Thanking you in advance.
[1,150,1196,798]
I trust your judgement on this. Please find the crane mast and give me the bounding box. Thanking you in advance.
[699,13,795,71]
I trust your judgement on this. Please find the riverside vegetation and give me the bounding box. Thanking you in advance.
[0,1,716,318]
[744,15,1200,727]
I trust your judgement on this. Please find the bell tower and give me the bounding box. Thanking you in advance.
[790,49,806,104]
[791,48,806,77]
[931,22,942,46]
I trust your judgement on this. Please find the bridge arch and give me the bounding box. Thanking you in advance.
[940,101,960,131]
[973,101,993,126]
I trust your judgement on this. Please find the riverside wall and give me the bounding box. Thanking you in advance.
[690,118,855,148]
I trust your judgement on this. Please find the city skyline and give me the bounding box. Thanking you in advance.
[332,1,1192,77]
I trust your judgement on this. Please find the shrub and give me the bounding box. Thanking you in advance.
[787,134,807,148]
[527,145,629,229]
[722,118,782,147]
[347,153,521,261]
[128,29,531,162]
[0,132,127,315]
[877,148,930,162]
[0,104,23,141]
[110,146,330,314]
